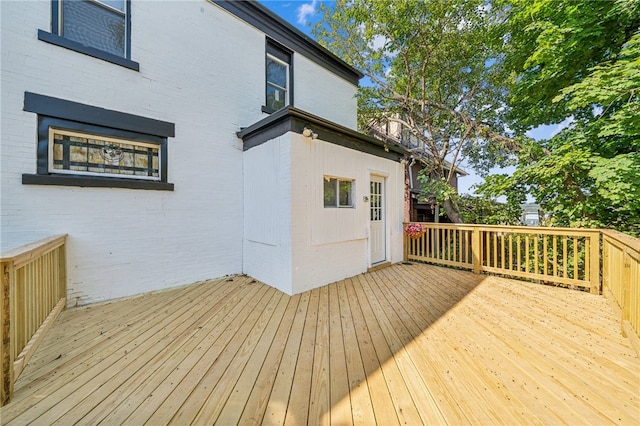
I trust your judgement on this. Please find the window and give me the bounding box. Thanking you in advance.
[324,177,354,208]
[49,128,160,181]
[61,0,127,57]
[23,92,174,190]
[38,0,138,70]
[263,40,292,113]
[266,55,288,110]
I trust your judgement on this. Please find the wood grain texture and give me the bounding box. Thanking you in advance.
[1,264,638,425]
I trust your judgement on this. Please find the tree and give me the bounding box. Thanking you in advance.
[313,0,515,223]
[479,0,640,235]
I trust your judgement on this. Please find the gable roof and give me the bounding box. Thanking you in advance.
[211,1,363,85]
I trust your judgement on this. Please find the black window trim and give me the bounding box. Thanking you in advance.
[23,92,174,191]
[38,0,139,71]
[262,38,294,114]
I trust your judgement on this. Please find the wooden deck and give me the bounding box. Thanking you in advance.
[1,264,638,425]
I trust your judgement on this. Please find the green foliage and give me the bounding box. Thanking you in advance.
[500,0,639,130]
[458,194,523,225]
[417,170,523,225]
[479,0,640,236]
[314,0,640,234]
[314,0,513,222]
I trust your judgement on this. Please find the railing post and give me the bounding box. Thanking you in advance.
[472,226,482,274]
[590,232,600,294]
[622,249,631,326]
[403,223,408,262]
[1,260,15,405]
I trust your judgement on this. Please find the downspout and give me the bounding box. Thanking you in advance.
[408,156,416,191]
[408,156,416,222]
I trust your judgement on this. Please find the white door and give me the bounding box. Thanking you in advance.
[370,175,386,264]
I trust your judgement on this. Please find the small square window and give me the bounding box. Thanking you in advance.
[324,177,354,208]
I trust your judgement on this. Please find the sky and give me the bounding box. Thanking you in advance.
[257,0,560,197]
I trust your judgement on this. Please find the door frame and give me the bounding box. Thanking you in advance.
[369,173,388,266]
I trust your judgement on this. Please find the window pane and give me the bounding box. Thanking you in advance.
[324,178,337,207]
[63,0,125,57]
[51,130,160,180]
[339,180,352,207]
[98,0,125,12]
[267,57,287,88]
[266,85,286,111]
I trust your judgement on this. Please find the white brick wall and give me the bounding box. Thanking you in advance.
[1,1,359,304]
[293,55,358,130]
[243,132,405,295]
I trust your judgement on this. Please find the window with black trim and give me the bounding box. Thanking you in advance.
[23,92,174,190]
[263,40,292,113]
[324,176,354,208]
[38,0,138,70]
[49,127,161,181]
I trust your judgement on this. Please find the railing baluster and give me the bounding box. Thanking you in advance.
[563,236,568,279]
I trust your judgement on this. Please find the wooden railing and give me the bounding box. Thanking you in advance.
[405,223,600,293]
[404,223,640,345]
[602,230,640,353]
[1,235,67,406]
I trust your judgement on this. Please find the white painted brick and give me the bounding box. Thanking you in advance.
[1,1,362,304]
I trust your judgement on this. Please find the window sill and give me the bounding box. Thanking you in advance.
[23,174,174,191]
[261,105,276,114]
[38,30,140,71]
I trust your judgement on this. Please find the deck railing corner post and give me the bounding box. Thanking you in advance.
[1,260,15,406]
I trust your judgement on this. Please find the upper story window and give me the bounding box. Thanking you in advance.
[263,40,293,113]
[38,0,138,70]
[61,0,127,57]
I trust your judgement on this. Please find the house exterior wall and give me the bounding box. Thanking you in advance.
[290,133,405,294]
[1,1,359,304]
[293,55,358,130]
[243,132,405,295]
[242,135,293,294]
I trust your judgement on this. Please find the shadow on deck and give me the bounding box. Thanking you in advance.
[1,263,638,425]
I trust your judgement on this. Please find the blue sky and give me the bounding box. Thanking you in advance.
[258,0,325,28]
[258,0,559,196]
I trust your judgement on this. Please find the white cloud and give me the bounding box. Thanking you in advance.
[370,34,387,50]
[297,0,317,25]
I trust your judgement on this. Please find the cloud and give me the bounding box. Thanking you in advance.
[296,0,317,25]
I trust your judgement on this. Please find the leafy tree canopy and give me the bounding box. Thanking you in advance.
[313,0,639,234]
[479,0,640,235]
[313,0,517,223]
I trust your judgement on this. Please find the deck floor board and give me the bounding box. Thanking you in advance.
[2,264,638,425]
